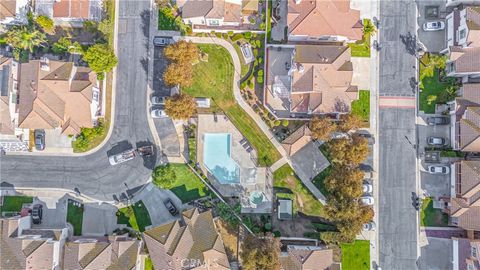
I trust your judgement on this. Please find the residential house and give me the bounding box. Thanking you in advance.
[446,46,480,81]
[178,0,242,28]
[35,0,103,27]
[287,0,363,42]
[143,208,230,270]
[0,216,68,270]
[4,58,100,136]
[280,245,340,270]
[446,6,480,49]
[452,237,480,270]
[265,45,358,119]
[242,0,258,15]
[446,161,480,233]
[0,0,29,25]
[452,83,480,151]
[447,0,480,8]
[63,236,141,270]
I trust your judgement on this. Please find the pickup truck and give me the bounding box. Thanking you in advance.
[108,146,154,166]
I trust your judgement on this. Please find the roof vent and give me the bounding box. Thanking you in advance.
[294,0,302,4]
[40,57,50,71]
[297,63,305,73]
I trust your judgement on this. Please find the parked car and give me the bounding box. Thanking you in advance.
[34,129,46,150]
[423,21,445,31]
[428,165,450,174]
[427,116,449,125]
[427,136,446,146]
[151,96,166,105]
[153,37,174,46]
[31,204,43,224]
[363,183,373,194]
[360,196,375,206]
[164,199,178,215]
[151,109,167,118]
[363,221,376,231]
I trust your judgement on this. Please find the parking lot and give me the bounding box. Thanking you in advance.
[417,1,447,53]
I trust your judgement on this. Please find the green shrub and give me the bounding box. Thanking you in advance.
[240,81,247,89]
[273,120,281,127]
[152,164,176,189]
[222,33,228,39]
[258,69,264,77]
[252,33,258,38]
[258,57,263,64]
[248,80,254,89]
[257,75,264,84]
[304,232,320,239]
[264,223,272,231]
[255,40,261,47]
[253,49,259,57]
[215,33,222,38]
[259,23,266,30]
[281,120,289,127]
[231,33,244,42]
[244,32,252,39]
[273,230,281,237]
[227,30,234,37]
[72,119,106,152]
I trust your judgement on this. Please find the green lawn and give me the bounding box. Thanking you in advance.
[273,164,324,217]
[145,257,153,270]
[420,197,449,227]
[116,200,152,232]
[341,240,370,270]
[0,196,33,213]
[67,201,84,236]
[351,90,370,121]
[312,165,331,197]
[183,44,281,166]
[419,68,455,114]
[266,0,272,42]
[169,163,208,203]
[188,138,196,163]
[348,32,371,57]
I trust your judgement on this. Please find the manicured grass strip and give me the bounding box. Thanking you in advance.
[341,240,370,270]
[312,165,331,197]
[144,257,153,270]
[273,164,324,217]
[351,90,370,122]
[419,69,455,114]
[420,197,449,227]
[0,196,33,212]
[348,31,371,57]
[183,44,281,166]
[188,138,196,163]
[169,163,208,203]
[67,200,84,236]
[116,200,152,232]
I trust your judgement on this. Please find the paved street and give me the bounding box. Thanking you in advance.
[0,0,159,202]
[378,0,419,269]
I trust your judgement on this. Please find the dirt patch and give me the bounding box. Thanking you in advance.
[215,219,238,262]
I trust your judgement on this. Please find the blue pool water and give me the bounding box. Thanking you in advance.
[203,133,240,184]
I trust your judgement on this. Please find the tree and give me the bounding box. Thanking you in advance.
[426,95,437,105]
[164,40,199,65]
[35,15,55,34]
[338,114,363,132]
[240,235,280,270]
[309,116,337,142]
[326,136,369,166]
[164,93,197,120]
[151,164,176,189]
[324,166,364,199]
[83,44,118,80]
[5,26,47,53]
[216,202,241,229]
[421,53,447,78]
[155,0,171,8]
[362,19,376,36]
[163,63,193,87]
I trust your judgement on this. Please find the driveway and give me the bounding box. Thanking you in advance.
[270,0,288,42]
[418,237,453,270]
[132,183,183,227]
[417,1,447,53]
[351,57,371,90]
[31,128,73,154]
[31,195,68,229]
[81,202,118,236]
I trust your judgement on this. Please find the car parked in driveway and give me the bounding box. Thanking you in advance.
[151,109,168,118]
[427,116,449,125]
[360,196,375,206]
[151,96,166,105]
[164,199,178,215]
[427,136,447,146]
[153,37,174,46]
[31,204,43,224]
[427,165,450,174]
[363,183,373,194]
[422,21,445,31]
[34,129,45,150]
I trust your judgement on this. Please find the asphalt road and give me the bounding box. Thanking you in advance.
[0,0,158,202]
[378,0,419,269]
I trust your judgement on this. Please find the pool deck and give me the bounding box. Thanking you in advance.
[197,113,273,213]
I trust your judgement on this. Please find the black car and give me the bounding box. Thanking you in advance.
[31,204,43,224]
[34,129,46,150]
[427,116,450,126]
[164,199,178,216]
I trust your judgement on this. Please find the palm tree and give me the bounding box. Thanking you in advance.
[5,26,47,53]
[362,19,377,36]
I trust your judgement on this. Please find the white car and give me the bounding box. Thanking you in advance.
[428,165,450,174]
[362,183,373,194]
[151,96,166,105]
[360,196,375,206]
[151,109,167,118]
[363,221,376,231]
[423,21,445,31]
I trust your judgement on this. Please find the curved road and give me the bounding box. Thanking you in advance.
[0,0,156,202]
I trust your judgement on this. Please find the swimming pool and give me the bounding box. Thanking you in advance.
[203,133,240,184]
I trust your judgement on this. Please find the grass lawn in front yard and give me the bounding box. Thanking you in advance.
[0,196,33,213]
[419,68,455,114]
[273,164,324,217]
[312,166,331,197]
[420,197,449,227]
[169,163,208,203]
[116,200,152,232]
[341,240,370,270]
[183,44,281,166]
[351,90,370,122]
[348,28,371,57]
[67,200,84,236]
[144,257,153,270]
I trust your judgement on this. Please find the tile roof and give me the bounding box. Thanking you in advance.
[287,0,362,40]
[457,107,480,152]
[280,247,335,270]
[451,161,480,231]
[181,0,241,23]
[182,0,214,19]
[143,208,230,270]
[450,47,480,73]
[0,0,16,20]
[223,2,242,23]
[53,0,90,19]
[281,124,312,155]
[16,59,96,135]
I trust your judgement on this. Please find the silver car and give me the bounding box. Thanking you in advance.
[427,136,446,146]
[427,165,450,174]
[151,96,166,105]
[151,109,167,118]
[423,21,445,31]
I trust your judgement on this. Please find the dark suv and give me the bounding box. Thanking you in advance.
[163,199,178,216]
[34,129,46,150]
[31,204,43,224]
